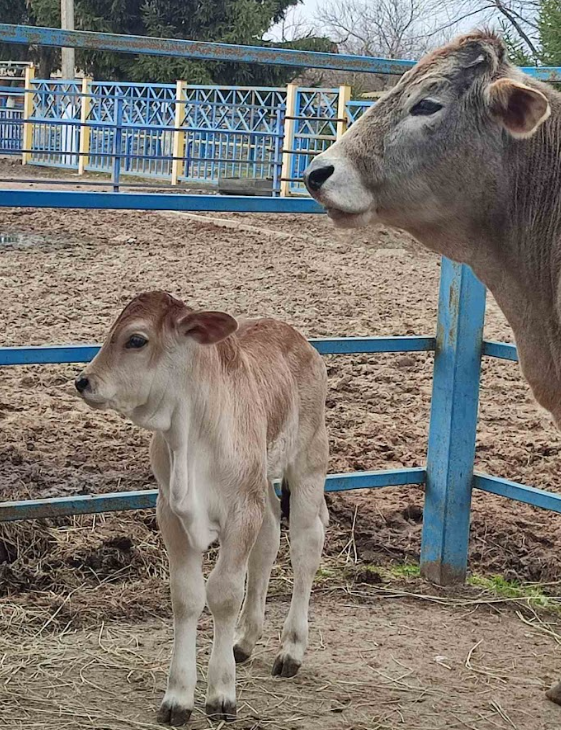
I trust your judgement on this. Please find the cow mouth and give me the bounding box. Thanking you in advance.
[326,206,373,229]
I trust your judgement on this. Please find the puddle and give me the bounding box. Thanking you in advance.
[0,232,45,248]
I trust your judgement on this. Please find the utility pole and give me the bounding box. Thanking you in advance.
[61,0,75,79]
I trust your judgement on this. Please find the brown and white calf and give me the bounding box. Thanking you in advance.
[304,30,561,702]
[75,291,329,725]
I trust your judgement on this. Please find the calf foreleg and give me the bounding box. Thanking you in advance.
[157,498,205,727]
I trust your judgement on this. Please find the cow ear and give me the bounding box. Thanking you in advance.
[179,311,238,345]
[488,78,550,139]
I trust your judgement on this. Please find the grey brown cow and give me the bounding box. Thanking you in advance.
[75,291,329,725]
[304,30,561,704]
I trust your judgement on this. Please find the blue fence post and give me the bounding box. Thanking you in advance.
[272,105,284,196]
[112,93,124,192]
[420,257,486,585]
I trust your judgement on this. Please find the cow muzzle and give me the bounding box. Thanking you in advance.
[303,154,375,228]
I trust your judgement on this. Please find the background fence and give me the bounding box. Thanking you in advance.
[0,61,28,153]
[0,71,373,194]
[0,23,561,588]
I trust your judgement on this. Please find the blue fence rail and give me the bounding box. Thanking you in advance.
[0,23,560,587]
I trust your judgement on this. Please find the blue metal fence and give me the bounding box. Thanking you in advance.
[19,79,288,188]
[1,75,374,192]
[0,23,560,587]
[346,99,375,123]
[288,88,339,195]
[0,88,24,152]
[31,81,81,168]
[178,86,286,185]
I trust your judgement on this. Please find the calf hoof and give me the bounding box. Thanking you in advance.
[233,644,251,664]
[205,698,237,722]
[546,681,561,706]
[157,701,192,727]
[272,653,301,678]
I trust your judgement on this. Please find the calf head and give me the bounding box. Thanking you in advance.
[75,291,237,430]
[304,31,551,249]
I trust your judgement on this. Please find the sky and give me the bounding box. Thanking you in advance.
[266,0,324,42]
[267,1,499,46]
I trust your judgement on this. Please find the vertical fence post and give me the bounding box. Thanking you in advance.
[272,105,284,197]
[78,77,92,175]
[280,83,297,197]
[112,94,124,193]
[171,79,186,186]
[22,64,35,166]
[420,257,486,586]
[336,84,351,139]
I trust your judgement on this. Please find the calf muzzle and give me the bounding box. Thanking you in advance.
[75,374,90,394]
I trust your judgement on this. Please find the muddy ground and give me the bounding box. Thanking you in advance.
[1,161,561,729]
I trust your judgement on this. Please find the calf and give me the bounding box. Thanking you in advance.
[75,291,329,725]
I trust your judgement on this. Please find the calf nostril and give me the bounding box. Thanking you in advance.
[305,164,335,192]
[75,375,90,394]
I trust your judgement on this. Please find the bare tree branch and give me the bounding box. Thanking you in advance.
[435,1,541,60]
[316,0,447,59]
[491,0,540,57]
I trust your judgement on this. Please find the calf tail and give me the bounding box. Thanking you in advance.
[280,478,329,527]
[280,478,291,522]
[320,496,329,527]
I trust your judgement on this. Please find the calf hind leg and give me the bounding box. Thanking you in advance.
[205,505,262,721]
[234,484,281,663]
[273,446,328,678]
[546,680,561,705]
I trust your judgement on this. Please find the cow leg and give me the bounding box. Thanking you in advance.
[546,680,561,705]
[273,444,328,678]
[205,504,262,721]
[157,498,205,727]
[234,484,281,663]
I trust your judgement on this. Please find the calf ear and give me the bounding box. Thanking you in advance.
[488,78,550,139]
[179,311,238,345]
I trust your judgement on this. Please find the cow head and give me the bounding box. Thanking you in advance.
[304,31,551,247]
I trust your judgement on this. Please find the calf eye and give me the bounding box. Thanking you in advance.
[125,335,148,349]
[410,99,443,116]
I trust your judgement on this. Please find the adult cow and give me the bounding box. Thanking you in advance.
[303,30,561,704]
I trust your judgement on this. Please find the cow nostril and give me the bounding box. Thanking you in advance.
[305,164,335,192]
[75,375,90,394]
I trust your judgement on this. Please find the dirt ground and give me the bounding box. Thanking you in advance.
[2,589,561,730]
[1,160,561,729]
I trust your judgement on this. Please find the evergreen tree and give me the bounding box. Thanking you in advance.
[0,0,333,84]
[539,0,561,66]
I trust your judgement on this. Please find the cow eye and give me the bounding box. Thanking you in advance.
[410,99,443,116]
[125,335,148,349]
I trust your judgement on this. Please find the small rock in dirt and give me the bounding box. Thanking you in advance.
[402,504,423,523]
[334,375,352,391]
[105,536,134,552]
[354,568,383,585]
[396,356,416,368]
[111,234,137,244]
